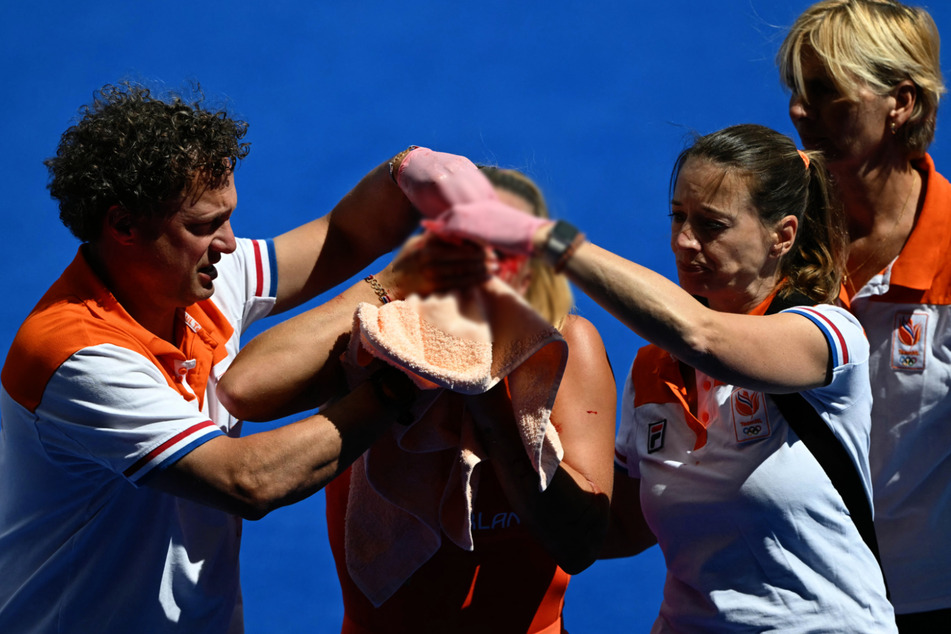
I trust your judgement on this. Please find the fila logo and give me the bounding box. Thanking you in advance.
[732,389,771,443]
[891,311,928,371]
[647,419,666,454]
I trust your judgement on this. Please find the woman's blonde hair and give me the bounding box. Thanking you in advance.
[479,166,574,329]
[778,0,945,156]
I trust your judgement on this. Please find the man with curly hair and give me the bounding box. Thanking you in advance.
[0,82,436,632]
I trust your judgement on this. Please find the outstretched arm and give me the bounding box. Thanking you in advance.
[541,238,831,394]
[414,189,833,394]
[218,232,491,422]
[151,365,418,520]
[269,149,420,315]
[270,144,537,315]
[464,315,616,574]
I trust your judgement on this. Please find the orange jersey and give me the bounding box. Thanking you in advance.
[327,463,569,633]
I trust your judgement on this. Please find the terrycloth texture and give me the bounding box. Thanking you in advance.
[343,276,568,606]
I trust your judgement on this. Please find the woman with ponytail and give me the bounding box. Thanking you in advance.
[395,126,895,631]
[601,124,894,632]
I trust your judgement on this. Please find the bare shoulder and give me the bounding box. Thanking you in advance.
[561,313,601,339]
[560,314,608,354]
[551,313,616,473]
[558,314,615,390]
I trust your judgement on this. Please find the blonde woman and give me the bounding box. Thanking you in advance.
[220,161,616,632]
[322,166,616,633]
[778,2,950,628]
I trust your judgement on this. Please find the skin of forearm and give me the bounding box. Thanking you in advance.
[562,242,830,392]
[194,377,402,520]
[218,278,382,422]
[321,163,419,270]
[270,166,417,317]
[564,242,717,364]
[255,381,397,510]
[310,163,418,290]
[557,241,809,393]
[528,227,714,368]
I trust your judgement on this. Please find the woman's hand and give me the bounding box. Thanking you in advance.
[375,232,495,299]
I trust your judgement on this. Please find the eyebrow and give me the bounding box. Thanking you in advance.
[670,199,733,216]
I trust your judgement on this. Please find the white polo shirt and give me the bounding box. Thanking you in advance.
[615,303,895,633]
[848,154,951,614]
[0,238,276,633]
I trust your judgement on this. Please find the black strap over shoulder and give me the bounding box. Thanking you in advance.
[763,290,815,314]
[765,292,888,595]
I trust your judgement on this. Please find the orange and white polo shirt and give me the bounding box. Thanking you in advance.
[849,154,951,614]
[614,303,894,632]
[0,237,276,633]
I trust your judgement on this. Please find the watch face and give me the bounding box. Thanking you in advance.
[549,220,579,252]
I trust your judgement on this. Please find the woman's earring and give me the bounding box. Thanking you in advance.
[890,121,898,135]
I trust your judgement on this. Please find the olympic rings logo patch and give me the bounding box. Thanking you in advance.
[732,389,771,442]
[891,311,927,371]
[899,355,918,368]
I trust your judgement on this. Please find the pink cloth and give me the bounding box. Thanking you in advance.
[395,147,545,254]
[395,146,497,219]
[342,276,567,606]
[422,200,548,255]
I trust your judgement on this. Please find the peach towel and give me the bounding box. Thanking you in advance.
[342,276,567,606]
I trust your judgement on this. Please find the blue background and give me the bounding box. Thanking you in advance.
[2,1,949,631]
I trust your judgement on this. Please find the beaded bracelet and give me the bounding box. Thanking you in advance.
[364,274,392,304]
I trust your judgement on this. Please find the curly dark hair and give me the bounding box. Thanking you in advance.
[44,81,251,242]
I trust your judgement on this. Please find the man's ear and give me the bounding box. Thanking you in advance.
[105,205,135,245]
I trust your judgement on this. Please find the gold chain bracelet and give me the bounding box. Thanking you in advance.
[364,274,392,304]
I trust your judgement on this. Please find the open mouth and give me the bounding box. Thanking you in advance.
[198,265,218,282]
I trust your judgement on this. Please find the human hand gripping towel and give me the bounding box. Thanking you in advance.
[342,275,567,606]
[394,147,547,255]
